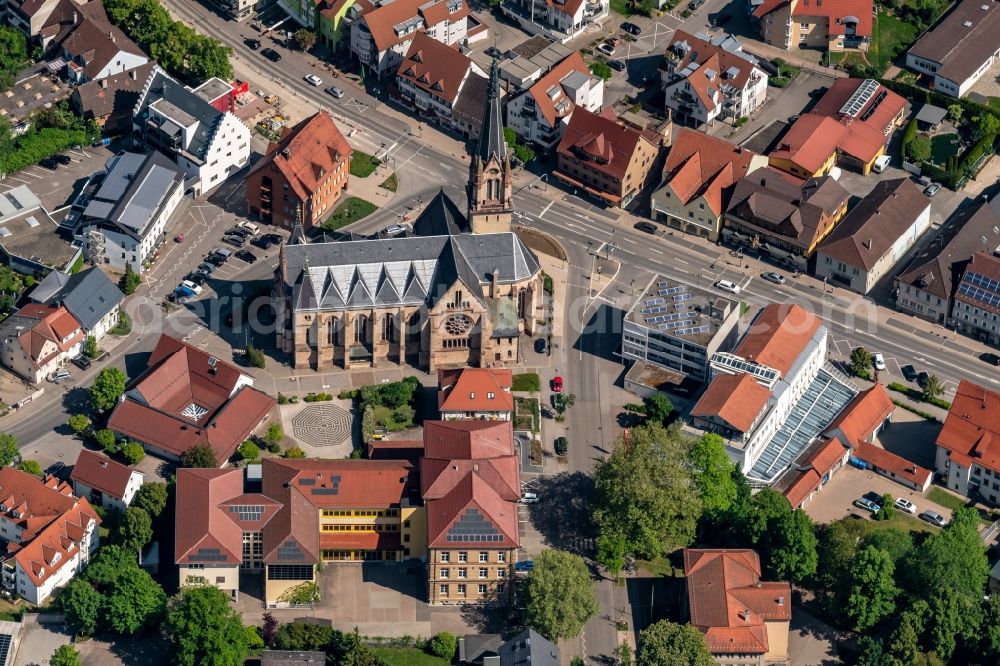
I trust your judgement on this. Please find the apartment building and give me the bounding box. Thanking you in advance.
[70,450,144,512]
[0,468,100,605]
[952,252,1000,346]
[752,0,872,52]
[936,380,1000,504]
[54,8,148,84]
[0,303,84,384]
[245,111,351,232]
[132,67,251,195]
[504,51,603,149]
[906,0,1000,98]
[347,0,470,77]
[499,0,608,43]
[662,30,768,127]
[437,367,513,421]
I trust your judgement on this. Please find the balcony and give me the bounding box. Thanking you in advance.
[584,1,604,17]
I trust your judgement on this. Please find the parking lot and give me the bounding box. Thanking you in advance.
[0,142,115,211]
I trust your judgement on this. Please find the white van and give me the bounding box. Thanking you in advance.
[237,221,259,234]
[872,155,891,174]
[715,279,741,294]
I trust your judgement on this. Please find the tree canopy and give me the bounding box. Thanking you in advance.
[61,578,102,636]
[593,423,702,560]
[636,621,714,666]
[119,506,153,552]
[181,444,218,468]
[0,433,19,467]
[165,586,250,666]
[524,549,600,641]
[83,545,166,634]
[845,546,899,631]
[50,645,82,666]
[133,482,168,517]
[689,433,738,516]
[90,367,127,412]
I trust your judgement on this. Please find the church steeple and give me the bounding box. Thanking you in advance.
[468,58,513,234]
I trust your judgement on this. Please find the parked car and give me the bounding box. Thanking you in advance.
[534,338,547,354]
[237,221,260,234]
[872,352,886,371]
[519,492,539,504]
[761,271,785,285]
[621,21,641,35]
[244,38,261,50]
[853,497,881,514]
[53,154,72,166]
[554,437,568,455]
[901,364,917,381]
[261,48,281,62]
[917,371,929,387]
[981,352,1000,366]
[381,224,408,237]
[46,461,66,477]
[260,232,281,244]
[514,560,534,572]
[235,250,258,264]
[634,222,657,234]
[197,262,216,274]
[894,497,917,514]
[862,491,886,507]
[48,369,71,383]
[715,279,741,294]
[551,376,563,392]
[181,279,204,295]
[40,157,60,170]
[326,86,344,98]
[597,42,616,56]
[175,285,196,300]
[207,254,227,267]
[193,267,213,279]
[223,234,246,247]
[304,74,323,86]
[485,46,505,59]
[174,234,185,242]
[186,273,206,286]
[919,510,947,527]
[226,226,252,238]
[71,355,91,370]
[252,236,275,250]
[924,182,941,197]
[688,0,705,8]
[608,59,626,72]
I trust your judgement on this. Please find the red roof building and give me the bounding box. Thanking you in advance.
[0,303,85,385]
[690,373,772,440]
[684,549,792,661]
[70,449,145,512]
[437,367,513,419]
[246,111,351,231]
[936,380,1000,502]
[0,467,100,605]
[775,436,850,509]
[107,334,276,465]
[753,0,873,53]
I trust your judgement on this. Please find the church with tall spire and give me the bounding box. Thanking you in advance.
[273,61,541,372]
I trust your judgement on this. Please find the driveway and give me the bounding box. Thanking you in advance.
[789,605,842,666]
[803,464,952,525]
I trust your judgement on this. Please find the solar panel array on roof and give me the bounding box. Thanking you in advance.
[676,325,710,336]
[658,285,686,296]
[641,306,667,315]
[658,280,670,289]
[711,352,781,385]
[959,281,1000,309]
[446,508,503,543]
[860,90,888,122]
[0,633,11,665]
[645,297,665,306]
[673,293,692,302]
[277,540,306,561]
[839,79,880,117]
[647,311,689,324]
[190,547,228,562]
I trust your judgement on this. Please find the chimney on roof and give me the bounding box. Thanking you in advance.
[73,10,77,23]
[109,31,114,42]
[473,463,479,472]
[100,78,107,89]
[862,239,872,250]
[491,267,499,298]
[129,68,137,80]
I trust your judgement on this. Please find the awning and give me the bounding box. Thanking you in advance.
[45,57,66,72]
[551,170,622,204]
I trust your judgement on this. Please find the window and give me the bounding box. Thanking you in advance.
[439,584,449,596]
[479,551,488,563]
[440,568,450,578]
[440,552,450,563]
[497,568,506,578]
[497,552,506,562]
[458,568,467,578]
[479,568,488,578]
[381,313,394,342]
[478,584,488,595]
[229,505,264,521]
[457,584,466,596]
[354,315,368,343]
[458,551,468,562]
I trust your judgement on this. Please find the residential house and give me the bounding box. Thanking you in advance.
[70,449,144,512]
[423,420,519,605]
[815,178,932,294]
[77,151,186,273]
[661,30,768,127]
[499,0,608,43]
[683,548,792,666]
[261,652,328,666]
[245,111,351,232]
[70,62,157,135]
[622,275,741,383]
[437,367,513,421]
[3,0,89,41]
[107,334,276,464]
[132,67,252,195]
[318,0,356,51]
[36,267,123,340]
[0,468,100,605]
[895,194,1000,325]
[504,51,603,149]
[649,127,767,240]
[768,78,906,177]
[396,33,488,139]
[952,252,1000,346]
[54,8,148,84]
[553,107,667,207]
[0,303,84,384]
[457,630,560,665]
[906,0,1000,98]
[723,166,850,272]
[347,0,471,78]
[690,303,859,484]
[936,380,1000,504]
[751,0,872,52]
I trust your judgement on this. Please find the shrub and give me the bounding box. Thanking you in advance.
[122,442,145,465]
[906,135,931,163]
[238,440,260,462]
[542,272,554,294]
[264,422,284,447]
[83,335,99,359]
[283,446,306,459]
[120,263,140,295]
[277,393,289,405]
[555,437,568,456]
[68,414,91,436]
[246,343,265,368]
[95,428,118,453]
[427,632,458,659]
[18,460,42,476]
[338,389,359,400]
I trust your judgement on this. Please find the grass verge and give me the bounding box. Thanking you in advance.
[512,372,540,392]
[372,648,449,666]
[350,150,381,178]
[380,172,398,192]
[322,197,378,231]
[928,487,969,512]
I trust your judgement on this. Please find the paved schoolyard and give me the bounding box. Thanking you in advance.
[789,605,843,666]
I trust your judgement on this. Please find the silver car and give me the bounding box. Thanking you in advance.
[919,510,947,527]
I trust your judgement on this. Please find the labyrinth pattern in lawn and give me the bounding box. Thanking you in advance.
[291,404,353,447]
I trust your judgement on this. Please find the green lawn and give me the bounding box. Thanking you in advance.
[637,556,684,578]
[350,150,381,178]
[380,172,398,193]
[870,13,918,71]
[930,133,961,164]
[928,487,969,512]
[322,197,378,231]
[372,648,450,666]
[877,509,936,535]
[989,97,1000,111]
[0,265,24,294]
[371,404,414,432]
[512,372,540,392]
[770,59,801,88]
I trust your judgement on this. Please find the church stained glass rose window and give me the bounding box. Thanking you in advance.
[444,314,473,335]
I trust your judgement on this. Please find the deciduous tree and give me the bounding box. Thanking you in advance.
[95,428,117,453]
[68,414,91,436]
[84,545,166,634]
[165,586,249,666]
[61,579,102,636]
[845,546,899,631]
[428,632,457,659]
[181,444,218,468]
[596,531,627,580]
[689,433,737,515]
[906,134,931,163]
[90,367,126,412]
[524,549,599,641]
[237,440,260,462]
[293,28,317,50]
[119,506,153,552]
[50,645,81,666]
[850,346,873,377]
[0,433,19,467]
[636,621,713,666]
[122,441,145,465]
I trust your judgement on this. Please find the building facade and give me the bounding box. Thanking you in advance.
[437,367,513,420]
[0,304,84,384]
[906,0,1000,98]
[70,449,144,512]
[936,380,1000,504]
[952,252,1000,346]
[753,0,872,52]
[499,0,608,42]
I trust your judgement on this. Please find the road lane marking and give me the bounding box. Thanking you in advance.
[539,201,554,219]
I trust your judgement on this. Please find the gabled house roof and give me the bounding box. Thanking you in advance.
[684,549,791,655]
[733,303,820,376]
[690,373,771,433]
[955,252,1000,316]
[437,367,513,413]
[70,449,142,501]
[397,32,475,105]
[248,111,351,204]
[422,420,515,460]
[0,303,84,371]
[359,0,469,53]
[817,178,929,270]
[777,436,849,507]
[936,380,1000,471]
[908,0,1000,85]
[47,267,123,331]
[134,67,226,161]
[754,0,873,38]
[664,30,763,114]
[556,106,660,181]
[523,51,595,127]
[57,13,146,80]
[661,128,759,216]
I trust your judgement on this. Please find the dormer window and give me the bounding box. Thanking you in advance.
[50,552,61,566]
[469,392,475,399]
[488,392,495,399]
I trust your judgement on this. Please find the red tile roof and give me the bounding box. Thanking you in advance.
[824,384,894,447]
[778,436,848,507]
[174,468,246,566]
[422,421,515,459]
[421,456,520,501]
[782,468,822,509]
[319,531,402,551]
[107,334,275,462]
[556,106,659,181]
[690,373,771,433]
[397,32,474,105]
[733,304,820,376]
[70,449,141,501]
[11,304,84,369]
[853,441,932,489]
[526,51,593,126]
[58,14,146,81]
[426,472,519,548]
[936,380,1000,473]
[360,0,469,53]
[770,114,847,174]
[956,253,1000,317]
[0,467,100,589]
[662,128,759,216]
[683,549,791,655]
[793,0,873,38]
[665,31,761,113]
[367,440,425,462]
[248,111,351,203]
[437,367,513,413]
[813,78,904,132]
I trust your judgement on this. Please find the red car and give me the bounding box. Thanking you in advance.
[174,234,185,242]
[551,376,563,392]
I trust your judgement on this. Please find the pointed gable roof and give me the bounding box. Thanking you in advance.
[174,468,246,566]
[662,128,758,215]
[437,367,513,413]
[477,58,507,162]
[425,473,519,548]
[397,32,475,106]
[690,373,771,433]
